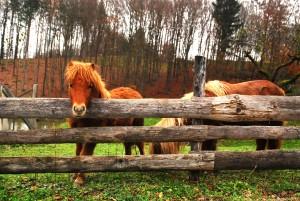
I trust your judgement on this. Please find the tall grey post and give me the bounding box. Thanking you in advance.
[189,56,206,181]
[29,84,38,129]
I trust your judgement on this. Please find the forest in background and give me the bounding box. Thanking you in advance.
[0,0,300,98]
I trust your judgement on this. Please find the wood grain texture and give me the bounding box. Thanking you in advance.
[191,56,206,151]
[0,125,299,144]
[214,150,300,170]
[0,153,215,173]
[1,150,299,173]
[0,95,299,120]
[190,56,207,181]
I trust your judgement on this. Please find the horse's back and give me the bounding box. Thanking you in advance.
[251,80,285,95]
[110,87,144,126]
[110,87,143,99]
[229,80,285,96]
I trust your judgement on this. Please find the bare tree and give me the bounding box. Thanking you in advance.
[0,0,9,60]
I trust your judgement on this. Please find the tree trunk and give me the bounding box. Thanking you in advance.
[0,5,9,60]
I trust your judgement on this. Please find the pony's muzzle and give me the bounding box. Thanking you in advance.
[72,104,87,117]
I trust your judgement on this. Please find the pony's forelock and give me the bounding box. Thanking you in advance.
[65,61,111,98]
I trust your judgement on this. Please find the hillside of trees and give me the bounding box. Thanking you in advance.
[0,0,300,97]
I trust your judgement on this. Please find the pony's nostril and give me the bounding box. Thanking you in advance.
[73,105,86,116]
[77,106,85,113]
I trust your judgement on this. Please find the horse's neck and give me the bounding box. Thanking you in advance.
[206,80,285,97]
[219,81,273,95]
[224,83,240,95]
[222,82,253,95]
[227,81,262,95]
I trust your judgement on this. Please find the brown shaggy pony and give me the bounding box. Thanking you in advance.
[65,61,144,185]
[150,80,285,154]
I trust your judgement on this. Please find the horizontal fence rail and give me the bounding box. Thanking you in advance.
[1,95,300,175]
[1,151,299,174]
[0,95,300,121]
[0,126,299,144]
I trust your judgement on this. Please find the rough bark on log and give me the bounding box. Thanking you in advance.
[0,153,215,174]
[0,96,299,121]
[0,126,299,144]
[0,151,299,174]
[190,55,206,181]
[214,150,300,170]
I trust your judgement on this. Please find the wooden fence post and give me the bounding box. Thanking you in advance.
[0,85,9,130]
[32,84,38,98]
[189,56,206,181]
[0,85,3,97]
[0,85,2,130]
[29,84,38,129]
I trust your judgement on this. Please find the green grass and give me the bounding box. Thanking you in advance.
[144,118,161,126]
[0,119,299,200]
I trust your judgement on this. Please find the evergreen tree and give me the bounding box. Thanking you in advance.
[212,0,242,61]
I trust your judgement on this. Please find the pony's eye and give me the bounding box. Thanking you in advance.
[69,84,73,88]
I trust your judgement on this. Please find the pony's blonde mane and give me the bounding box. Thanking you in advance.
[205,80,230,96]
[156,80,229,128]
[65,61,111,98]
[177,80,229,101]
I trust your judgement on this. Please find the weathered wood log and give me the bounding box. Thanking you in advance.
[1,126,299,144]
[27,84,38,129]
[214,150,300,170]
[0,153,215,174]
[0,85,35,129]
[190,55,207,181]
[0,96,299,121]
[0,151,299,174]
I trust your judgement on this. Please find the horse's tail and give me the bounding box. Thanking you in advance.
[149,91,197,155]
[154,117,185,127]
[149,142,184,154]
[149,117,185,154]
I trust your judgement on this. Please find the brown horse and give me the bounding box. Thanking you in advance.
[65,61,144,185]
[150,80,285,154]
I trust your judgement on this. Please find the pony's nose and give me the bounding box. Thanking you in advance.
[72,104,86,116]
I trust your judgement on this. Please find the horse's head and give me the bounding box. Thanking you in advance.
[65,61,110,117]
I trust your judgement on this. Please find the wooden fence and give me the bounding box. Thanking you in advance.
[0,95,300,174]
[0,55,299,176]
[0,84,37,130]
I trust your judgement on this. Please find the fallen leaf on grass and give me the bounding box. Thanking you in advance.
[54,194,62,201]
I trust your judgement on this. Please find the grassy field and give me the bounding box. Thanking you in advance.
[0,119,299,201]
